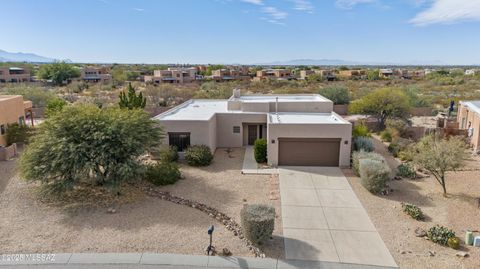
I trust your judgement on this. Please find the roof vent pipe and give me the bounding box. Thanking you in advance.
[276,97,278,115]
[233,88,241,98]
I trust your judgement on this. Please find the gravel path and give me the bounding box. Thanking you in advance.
[0,148,282,258]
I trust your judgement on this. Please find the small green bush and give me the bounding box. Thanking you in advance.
[380,129,392,142]
[385,118,408,136]
[319,86,350,105]
[240,204,275,245]
[401,202,424,220]
[427,225,456,246]
[397,163,416,179]
[254,138,267,163]
[353,137,374,152]
[158,146,179,163]
[447,237,460,250]
[184,145,213,166]
[144,161,181,186]
[359,159,391,194]
[6,123,31,146]
[352,123,371,138]
[352,151,384,176]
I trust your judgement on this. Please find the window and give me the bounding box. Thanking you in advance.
[233,126,240,133]
[168,132,190,152]
[0,125,5,135]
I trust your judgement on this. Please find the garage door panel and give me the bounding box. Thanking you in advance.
[278,138,340,166]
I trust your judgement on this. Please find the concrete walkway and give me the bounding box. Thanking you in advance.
[241,146,277,175]
[279,167,397,268]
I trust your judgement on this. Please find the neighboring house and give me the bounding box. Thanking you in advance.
[337,69,366,79]
[80,67,112,84]
[253,69,294,81]
[211,68,250,82]
[300,69,336,81]
[0,67,31,83]
[145,67,198,84]
[155,89,352,167]
[379,69,394,78]
[457,101,480,152]
[465,69,476,76]
[0,95,33,146]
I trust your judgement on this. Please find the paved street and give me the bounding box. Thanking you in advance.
[279,166,397,268]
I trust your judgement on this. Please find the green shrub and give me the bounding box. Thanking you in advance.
[401,202,423,220]
[319,86,350,105]
[157,146,179,163]
[359,159,391,194]
[396,163,416,179]
[385,118,408,136]
[353,137,374,152]
[240,204,275,245]
[447,237,461,250]
[427,226,456,246]
[144,161,181,186]
[352,123,371,138]
[45,98,67,117]
[387,143,400,157]
[352,151,384,176]
[254,138,267,163]
[380,129,392,142]
[184,145,213,166]
[6,123,31,146]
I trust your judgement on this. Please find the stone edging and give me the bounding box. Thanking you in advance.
[143,187,265,258]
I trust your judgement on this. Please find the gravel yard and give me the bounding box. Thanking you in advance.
[344,138,480,269]
[0,148,283,258]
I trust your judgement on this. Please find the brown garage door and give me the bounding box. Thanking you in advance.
[278,138,341,166]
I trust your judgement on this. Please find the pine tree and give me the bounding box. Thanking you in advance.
[119,83,146,109]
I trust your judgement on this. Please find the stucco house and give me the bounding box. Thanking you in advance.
[155,90,352,167]
[0,95,33,147]
[457,100,480,152]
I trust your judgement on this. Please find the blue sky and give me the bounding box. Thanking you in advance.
[1,0,480,64]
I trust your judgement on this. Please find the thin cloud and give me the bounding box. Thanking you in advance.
[132,8,145,12]
[291,0,314,13]
[410,0,480,26]
[335,0,375,9]
[262,6,288,20]
[241,0,263,5]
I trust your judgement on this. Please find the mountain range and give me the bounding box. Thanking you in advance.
[0,49,56,63]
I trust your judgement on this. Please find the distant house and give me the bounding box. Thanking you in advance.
[0,95,33,146]
[0,67,31,83]
[211,67,250,82]
[80,67,112,84]
[379,69,394,79]
[155,89,352,167]
[253,69,294,81]
[144,67,198,84]
[465,69,476,76]
[337,69,366,79]
[300,69,336,81]
[457,101,480,152]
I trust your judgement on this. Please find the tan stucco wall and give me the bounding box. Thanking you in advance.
[457,104,480,151]
[267,121,352,167]
[159,116,217,152]
[216,113,267,148]
[0,95,26,146]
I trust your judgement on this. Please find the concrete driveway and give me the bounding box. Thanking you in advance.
[279,167,397,268]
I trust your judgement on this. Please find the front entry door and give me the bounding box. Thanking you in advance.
[248,125,258,145]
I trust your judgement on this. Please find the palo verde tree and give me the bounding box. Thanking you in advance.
[119,83,146,109]
[20,104,163,194]
[349,88,410,128]
[411,134,468,196]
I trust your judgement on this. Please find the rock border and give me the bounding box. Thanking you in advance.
[143,187,265,258]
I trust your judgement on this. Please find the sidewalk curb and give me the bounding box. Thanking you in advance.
[0,253,398,269]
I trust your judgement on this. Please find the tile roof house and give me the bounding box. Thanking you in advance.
[155,89,352,167]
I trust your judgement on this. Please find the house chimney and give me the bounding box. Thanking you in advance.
[233,88,241,98]
[276,97,279,115]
